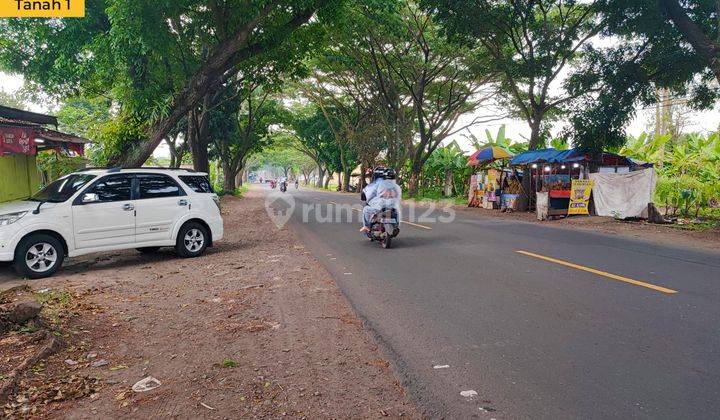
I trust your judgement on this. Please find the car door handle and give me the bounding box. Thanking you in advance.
[178,199,188,206]
[122,203,135,211]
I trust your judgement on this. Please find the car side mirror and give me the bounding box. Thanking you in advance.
[82,193,99,203]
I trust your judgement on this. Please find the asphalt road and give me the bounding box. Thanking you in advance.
[266,185,720,419]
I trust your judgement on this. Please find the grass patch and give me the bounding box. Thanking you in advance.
[36,290,73,307]
[233,185,249,198]
[667,220,720,232]
[221,359,238,368]
[35,289,74,327]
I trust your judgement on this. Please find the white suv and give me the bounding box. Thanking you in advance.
[0,168,223,279]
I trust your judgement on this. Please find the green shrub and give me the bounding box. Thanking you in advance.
[655,174,718,218]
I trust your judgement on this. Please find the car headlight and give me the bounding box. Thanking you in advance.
[0,211,27,227]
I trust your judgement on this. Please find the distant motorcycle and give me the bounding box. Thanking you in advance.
[280,181,287,193]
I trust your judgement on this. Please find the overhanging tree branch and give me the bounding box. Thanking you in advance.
[113,1,326,167]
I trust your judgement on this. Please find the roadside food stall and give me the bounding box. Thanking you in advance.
[508,149,580,216]
[509,148,654,220]
[1,105,89,203]
[467,146,513,209]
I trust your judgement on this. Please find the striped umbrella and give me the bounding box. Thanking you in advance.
[467,146,513,166]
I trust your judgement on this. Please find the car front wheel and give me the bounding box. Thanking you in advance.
[14,234,65,279]
[175,222,209,258]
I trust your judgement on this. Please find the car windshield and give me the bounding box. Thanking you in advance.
[29,174,97,203]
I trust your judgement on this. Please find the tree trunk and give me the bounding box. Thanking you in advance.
[316,165,325,188]
[223,175,237,193]
[443,169,453,197]
[222,162,237,193]
[235,170,244,187]
[191,139,209,173]
[188,109,210,173]
[359,163,367,190]
[528,116,543,151]
[337,172,342,191]
[324,172,332,189]
[193,95,213,173]
[408,163,422,197]
[343,170,352,193]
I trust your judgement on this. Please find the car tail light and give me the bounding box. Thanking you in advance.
[212,196,221,212]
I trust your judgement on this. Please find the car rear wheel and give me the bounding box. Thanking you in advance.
[175,222,209,258]
[14,234,65,279]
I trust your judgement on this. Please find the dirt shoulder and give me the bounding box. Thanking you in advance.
[0,188,418,418]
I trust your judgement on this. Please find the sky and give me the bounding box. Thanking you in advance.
[2,71,719,157]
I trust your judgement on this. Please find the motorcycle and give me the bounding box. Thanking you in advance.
[280,181,287,193]
[368,207,400,248]
[363,200,400,249]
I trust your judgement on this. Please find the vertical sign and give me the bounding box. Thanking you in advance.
[568,179,593,215]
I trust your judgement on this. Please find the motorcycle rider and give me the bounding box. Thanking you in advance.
[279,175,288,191]
[361,167,385,199]
[360,168,401,233]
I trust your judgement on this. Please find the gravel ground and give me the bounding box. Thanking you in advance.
[0,188,418,419]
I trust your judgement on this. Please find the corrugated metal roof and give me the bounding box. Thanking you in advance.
[0,105,58,126]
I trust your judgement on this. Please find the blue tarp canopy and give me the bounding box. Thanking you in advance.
[509,148,587,165]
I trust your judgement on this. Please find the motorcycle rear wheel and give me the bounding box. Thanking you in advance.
[380,236,392,249]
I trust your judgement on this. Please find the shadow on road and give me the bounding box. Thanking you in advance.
[360,234,454,249]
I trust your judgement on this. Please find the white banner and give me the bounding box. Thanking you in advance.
[589,168,656,219]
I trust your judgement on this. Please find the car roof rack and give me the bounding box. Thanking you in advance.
[127,167,197,172]
[77,166,196,173]
[76,166,120,172]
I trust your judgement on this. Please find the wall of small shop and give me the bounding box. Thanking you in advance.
[0,154,41,203]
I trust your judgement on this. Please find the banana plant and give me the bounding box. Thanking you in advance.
[465,125,516,151]
[550,138,569,151]
[427,141,467,197]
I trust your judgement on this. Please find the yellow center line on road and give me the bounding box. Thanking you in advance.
[515,250,677,294]
[401,220,432,230]
[349,208,433,230]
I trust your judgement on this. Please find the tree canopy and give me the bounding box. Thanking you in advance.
[1,0,718,200]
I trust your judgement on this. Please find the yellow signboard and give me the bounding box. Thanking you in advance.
[568,179,593,215]
[0,0,85,17]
